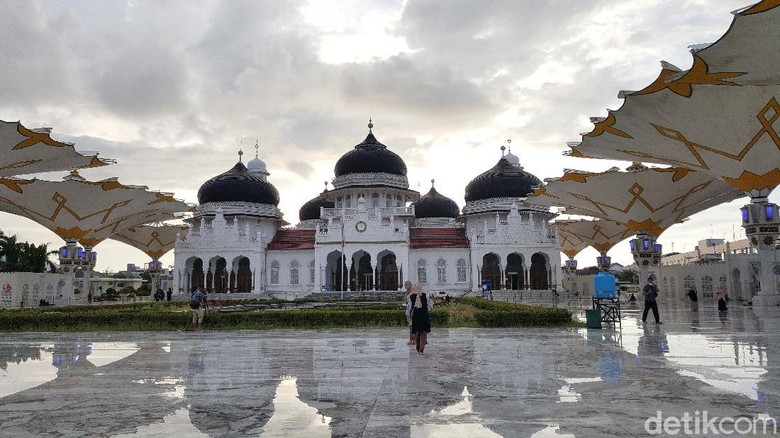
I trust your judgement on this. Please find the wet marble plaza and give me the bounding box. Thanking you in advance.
[1,300,779,437]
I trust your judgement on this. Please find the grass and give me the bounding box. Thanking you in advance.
[0,298,582,332]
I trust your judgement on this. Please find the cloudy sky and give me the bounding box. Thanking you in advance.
[1,0,773,272]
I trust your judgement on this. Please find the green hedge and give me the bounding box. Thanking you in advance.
[0,298,574,331]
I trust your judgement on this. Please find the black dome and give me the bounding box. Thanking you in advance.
[334,131,407,177]
[198,161,280,206]
[464,158,542,202]
[414,186,460,218]
[299,191,335,221]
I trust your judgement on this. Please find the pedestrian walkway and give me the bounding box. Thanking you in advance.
[0,300,777,437]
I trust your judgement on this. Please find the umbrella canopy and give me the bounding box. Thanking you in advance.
[554,219,633,257]
[0,120,113,178]
[0,171,190,248]
[111,224,188,259]
[567,3,780,197]
[528,164,743,237]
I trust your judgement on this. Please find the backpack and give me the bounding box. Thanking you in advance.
[190,294,202,309]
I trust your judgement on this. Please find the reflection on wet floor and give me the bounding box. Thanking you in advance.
[0,301,778,436]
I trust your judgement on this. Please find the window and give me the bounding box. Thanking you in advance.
[336,196,342,208]
[386,197,392,207]
[436,258,447,284]
[417,259,427,284]
[290,260,300,285]
[372,193,379,207]
[270,261,280,285]
[345,196,352,208]
[457,259,467,282]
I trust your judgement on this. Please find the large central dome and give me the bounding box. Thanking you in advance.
[198,161,280,206]
[334,128,407,177]
[464,157,541,202]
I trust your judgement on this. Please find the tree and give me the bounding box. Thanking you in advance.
[616,269,637,283]
[0,229,52,273]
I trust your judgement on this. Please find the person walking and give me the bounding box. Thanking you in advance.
[410,283,433,355]
[716,284,728,312]
[642,277,662,324]
[190,288,207,331]
[403,280,415,345]
[687,288,699,312]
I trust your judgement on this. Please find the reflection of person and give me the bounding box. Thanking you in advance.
[687,289,698,312]
[410,283,433,356]
[716,284,728,312]
[642,277,661,324]
[637,322,669,363]
[190,288,208,331]
[403,281,415,345]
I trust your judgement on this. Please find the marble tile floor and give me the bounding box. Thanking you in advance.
[0,300,779,437]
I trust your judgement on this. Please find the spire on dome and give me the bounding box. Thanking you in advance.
[503,138,522,168]
[431,178,435,188]
[368,117,373,133]
[238,149,244,163]
[254,140,260,158]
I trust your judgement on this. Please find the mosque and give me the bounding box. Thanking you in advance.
[172,122,559,296]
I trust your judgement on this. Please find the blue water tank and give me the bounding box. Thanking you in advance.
[594,272,616,299]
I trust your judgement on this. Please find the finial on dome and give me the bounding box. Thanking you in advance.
[507,137,512,152]
[323,180,328,191]
[255,140,259,158]
[500,145,506,156]
[368,117,373,132]
[431,179,435,188]
[238,149,244,162]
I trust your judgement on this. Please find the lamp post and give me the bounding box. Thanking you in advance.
[596,252,611,272]
[629,233,662,286]
[741,197,779,305]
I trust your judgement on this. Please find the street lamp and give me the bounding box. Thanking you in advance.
[629,233,662,285]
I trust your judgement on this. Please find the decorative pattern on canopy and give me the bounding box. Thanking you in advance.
[554,219,633,257]
[0,171,190,247]
[111,224,188,259]
[0,120,114,178]
[566,2,780,197]
[528,165,743,237]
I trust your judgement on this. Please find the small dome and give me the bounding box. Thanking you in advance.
[464,157,542,202]
[414,182,460,218]
[334,128,407,177]
[299,191,335,221]
[247,156,268,175]
[198,161,280,206]
[504,150,520,167]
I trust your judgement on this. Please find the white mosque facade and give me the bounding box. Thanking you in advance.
[172,125,559,296]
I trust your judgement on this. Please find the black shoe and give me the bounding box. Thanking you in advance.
[656,321,663,324]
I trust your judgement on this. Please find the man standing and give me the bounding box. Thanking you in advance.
[190,288,207,331]
[642,277,661,324]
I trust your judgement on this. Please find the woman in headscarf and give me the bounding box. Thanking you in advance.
[410,282,433,355]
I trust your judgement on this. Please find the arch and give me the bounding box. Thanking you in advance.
[353,251,372,291]
[456,258,467,283]
[236,257,251,292]
[505,253,525,290]
[481,253,501,290]
[436,258,447,284]
[190,258,204,292]
[530,252,549,290]
[214,257,228,293]
[701,275,714,298]
[290,260,300,286]
[417,259,428,284]
[378,250,398,291]
[326,250,348,291]
[270,260,280,285]
[683,275,696,292]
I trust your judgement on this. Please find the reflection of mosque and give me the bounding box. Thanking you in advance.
[173,123,560,296]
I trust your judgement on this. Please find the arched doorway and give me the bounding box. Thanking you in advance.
[214,257,228,293]
[191,258,204,292]
[481,253,501,290]
[379,251,398,290]
[506,253,525,290]
[326,251,348,291]
[530,253,549,290]
[354,251,373,291]
[236,257,252,292]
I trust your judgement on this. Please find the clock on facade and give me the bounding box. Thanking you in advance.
[355,221,367,232]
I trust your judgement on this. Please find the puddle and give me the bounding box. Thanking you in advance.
[530,424,576,438]
[114,408,207,437]
[557,377,602,403]
[87,342,140,367]
[260,376,332,437]
[0,344,56,398]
